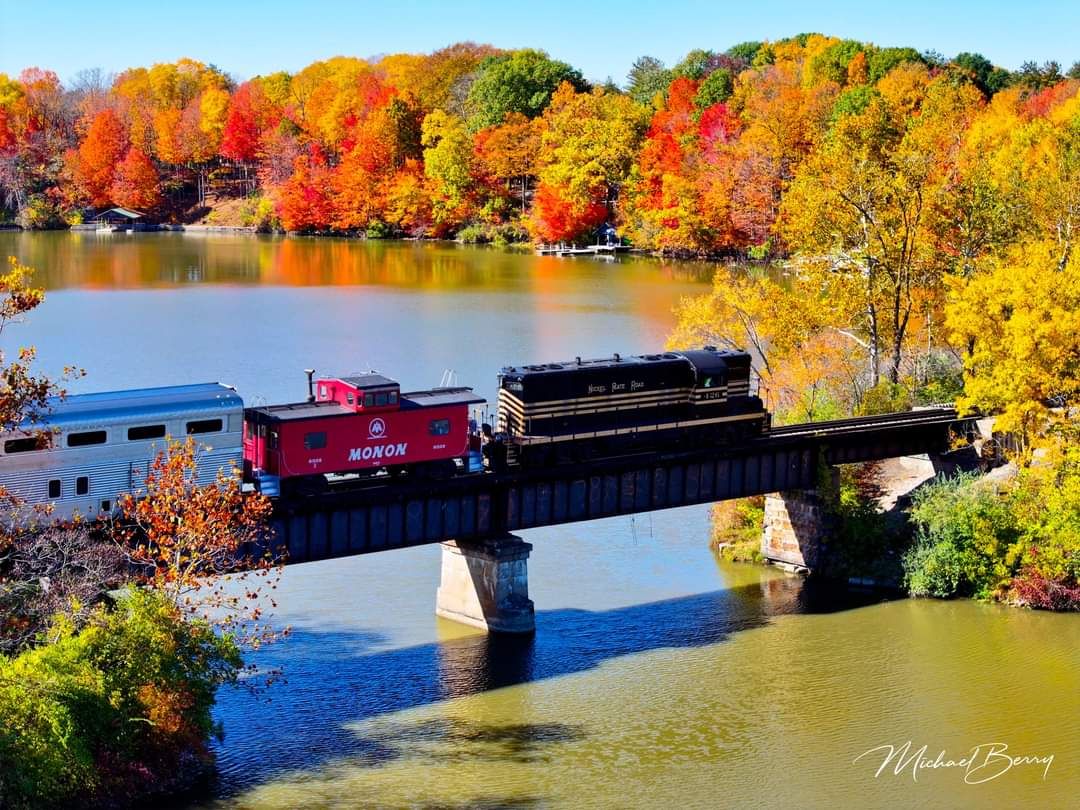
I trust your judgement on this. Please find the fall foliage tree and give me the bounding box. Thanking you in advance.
[0,256,82,572]
[220,81,269,163]
[530,83,645,242]
[422,109,475,229]
[113,437,282,642]
[276,149,333,232]
[947,241,1080,451]
[474,112,541,212]
[667,266,864,420]
[110,147,160,211]
[0,257,79,434]
[74,108,127,206]
[780,74,976,386]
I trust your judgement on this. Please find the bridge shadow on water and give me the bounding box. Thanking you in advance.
[209,576,889,798]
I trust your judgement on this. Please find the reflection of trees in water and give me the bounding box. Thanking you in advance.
[268,238,517,289]
[5,232,723,293]
[3,231,267,288]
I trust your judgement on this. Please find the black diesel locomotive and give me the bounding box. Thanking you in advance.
[497,346,769,466]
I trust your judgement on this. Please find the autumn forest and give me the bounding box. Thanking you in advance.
[2,34,1080,609]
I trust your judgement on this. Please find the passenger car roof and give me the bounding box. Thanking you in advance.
[21,383,242,430]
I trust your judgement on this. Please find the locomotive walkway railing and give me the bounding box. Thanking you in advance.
[269,407,973,565]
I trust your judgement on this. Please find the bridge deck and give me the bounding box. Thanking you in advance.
[268,409,970,565]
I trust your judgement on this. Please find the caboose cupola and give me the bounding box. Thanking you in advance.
[315,373,401,413]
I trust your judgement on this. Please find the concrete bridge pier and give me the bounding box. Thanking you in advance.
[436,535,535,634]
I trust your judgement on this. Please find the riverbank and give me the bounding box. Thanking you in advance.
[5,220,732,261]
[712,443,1080,612]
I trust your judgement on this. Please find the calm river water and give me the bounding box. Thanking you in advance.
[3,231,1078,809]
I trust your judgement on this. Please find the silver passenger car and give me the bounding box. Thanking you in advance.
[0,383,244,522]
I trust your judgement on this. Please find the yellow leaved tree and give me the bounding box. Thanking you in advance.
[947,240,1080,453]
[667,265,864,422]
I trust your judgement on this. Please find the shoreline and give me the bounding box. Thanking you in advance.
[4,223,751,262]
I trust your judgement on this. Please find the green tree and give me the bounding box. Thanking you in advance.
[868,46,925,82]
[726,41,764,63]
[0,589,242,808]
[809,39,864,86]
[694,67,734,111]
[464,49,586,131]
[626,56,671,106]
[903,473,1021,599]
[1016,60,1064,90]
[952,51,1012,95]
[673,48,716,80]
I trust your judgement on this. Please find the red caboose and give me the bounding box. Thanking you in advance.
[243,373,485,495]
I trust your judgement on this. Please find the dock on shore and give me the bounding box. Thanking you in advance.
[535,243,631,257]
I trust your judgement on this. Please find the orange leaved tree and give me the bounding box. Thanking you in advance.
[114,437,284,649]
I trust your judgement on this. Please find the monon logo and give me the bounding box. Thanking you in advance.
[349,443,407,462]
[368,417,387,439]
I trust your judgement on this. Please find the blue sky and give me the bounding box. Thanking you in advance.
[1,0,1077,85]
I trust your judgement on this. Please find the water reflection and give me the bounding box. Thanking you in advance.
[0,231,714,291]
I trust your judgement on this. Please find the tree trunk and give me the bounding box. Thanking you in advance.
[867,298,880,388]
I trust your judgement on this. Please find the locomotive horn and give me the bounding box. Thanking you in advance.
[305,368,315,403]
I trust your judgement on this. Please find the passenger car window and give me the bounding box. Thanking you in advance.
[186,419,223,435]
[67,430,107,447]
[4,437,42,453]
[429,418,451,436]
[128,424,166,441]
[76,476,89,495]
[48,479,61,499]
[304,431,327,450]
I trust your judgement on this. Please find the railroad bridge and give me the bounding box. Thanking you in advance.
[268,408,975,633]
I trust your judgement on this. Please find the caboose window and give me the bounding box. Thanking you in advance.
[128,424,166,441]
[304,431,327,450]
[389,392,398,404]
[364,393,375,407]
[375,392,388,407]
[4,437,42,453]
[67,430,107,447]
[429,418,451,436]
[48,479,61,499]
[186,419,223,435]
[346,392,354,405]
[269,431,278,449]
[76,476,89,496]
